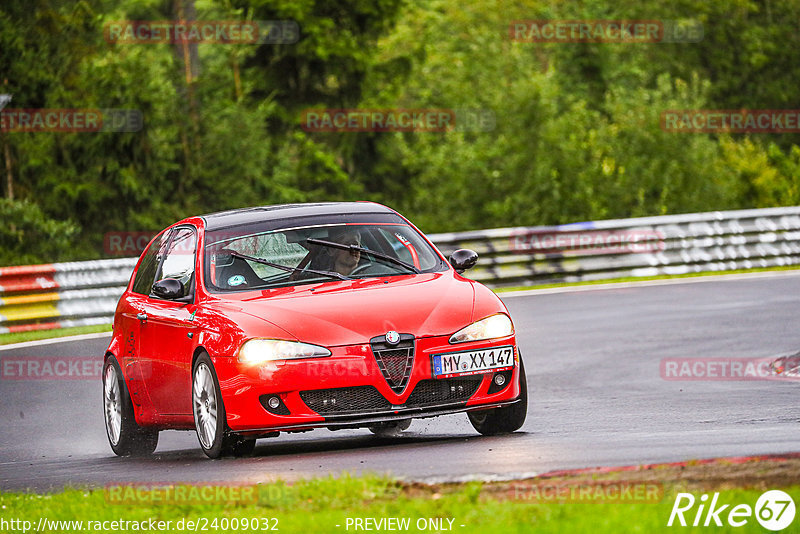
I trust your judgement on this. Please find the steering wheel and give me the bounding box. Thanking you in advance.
[349,263,373,276]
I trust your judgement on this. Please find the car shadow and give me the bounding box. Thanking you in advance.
[139,429,531,464]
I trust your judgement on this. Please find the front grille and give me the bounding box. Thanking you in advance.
[370,334,415,393]
[405,377,482,408]
[299,376,482,418]
[300,386,391,415]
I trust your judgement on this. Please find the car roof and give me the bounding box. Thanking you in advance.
[200,202,397,231]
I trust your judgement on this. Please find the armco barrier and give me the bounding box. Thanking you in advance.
[0,258,136,334]
[1,207,799,333]
[429,206,800,287]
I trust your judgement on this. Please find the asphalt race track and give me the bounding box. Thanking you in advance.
[1,272,798,491]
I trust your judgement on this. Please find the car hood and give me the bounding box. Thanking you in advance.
[219,273,476,347]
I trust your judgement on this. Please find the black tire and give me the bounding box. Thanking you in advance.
[468,357,528,435]
[368,419,411,437]
[192,353,230,459]
[102,356,159,456]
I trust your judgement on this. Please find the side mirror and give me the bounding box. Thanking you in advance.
[449,249,479,274]
[152,278,185,300]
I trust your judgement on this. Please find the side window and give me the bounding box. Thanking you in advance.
[157,227,197,297]
[131,231,170,295]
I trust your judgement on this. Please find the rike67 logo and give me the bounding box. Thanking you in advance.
[668,490,795,531]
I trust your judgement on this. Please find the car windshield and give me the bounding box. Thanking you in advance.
[204,222,445,291]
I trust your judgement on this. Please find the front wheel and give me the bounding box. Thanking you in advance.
[468,357,528,435]
[103,356,159,456]
[192,353,228,458]
[193,353,255,458]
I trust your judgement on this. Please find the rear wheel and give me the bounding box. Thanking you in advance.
[103,356,159,456]
[468,357,528,435]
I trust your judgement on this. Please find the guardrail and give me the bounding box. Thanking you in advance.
[1,206,799,333]
[430,206,800,286]
[0,259,137,334]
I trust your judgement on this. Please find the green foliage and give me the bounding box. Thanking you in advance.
[0,199,78,265]
[1,0,799,263]
[3,477,800,534]
[357,0,800,231]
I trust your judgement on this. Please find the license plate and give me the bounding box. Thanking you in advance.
[432,346,515,378]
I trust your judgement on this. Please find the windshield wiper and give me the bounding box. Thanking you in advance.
[306,238,421,274]
[228,251,351,282]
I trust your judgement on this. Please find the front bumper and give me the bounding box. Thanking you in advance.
[237,399,523,436]
[212,334,521,433]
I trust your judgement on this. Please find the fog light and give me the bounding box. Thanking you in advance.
[493,374,506,386]
[268,396,281,409]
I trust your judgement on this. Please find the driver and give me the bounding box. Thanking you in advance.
[328,227,362,275]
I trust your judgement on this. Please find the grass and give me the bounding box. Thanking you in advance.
[0,323,111,346]
[2,463,798,534]
[493,265,800,293]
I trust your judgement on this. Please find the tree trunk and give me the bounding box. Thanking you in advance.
[232,51,243,102]
[2,134,13,200]
[172,0,200,197]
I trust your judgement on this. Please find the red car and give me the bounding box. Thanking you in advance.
[103,202,527,458]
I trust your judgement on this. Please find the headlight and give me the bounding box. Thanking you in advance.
[449,314,514,344]
[238,339,331,364]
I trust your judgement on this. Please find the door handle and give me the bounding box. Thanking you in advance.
[136,313,148,322]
